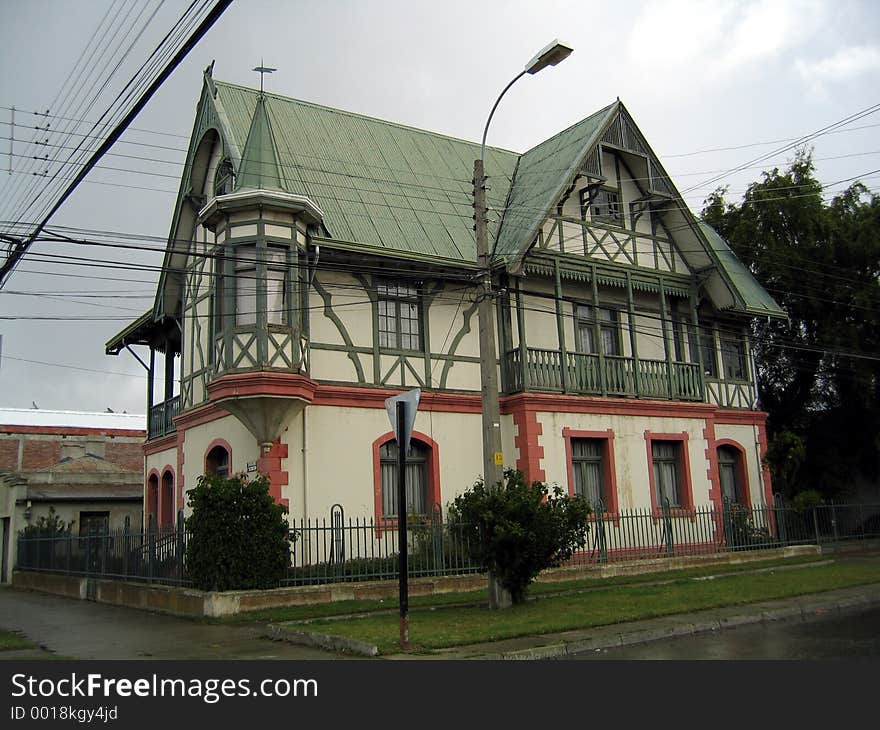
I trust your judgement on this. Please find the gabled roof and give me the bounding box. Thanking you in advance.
[493,102,617,264]
[698,222,786,318]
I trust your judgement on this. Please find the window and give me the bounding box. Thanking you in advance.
[671,310,690,362]
[205,444,230,478]
[652,441,682,507]
[587,187,624,226]
[79,511,109,536]
[161,470,174,528]
[214,158,235,196]
[574,440,607,508]
[266,246,288,325]
[718,444,748,505]
[645,431,694,513]
[210,250,225,345]
[700,330,718,378]
[575,305,621,356]
[235,244,257,326]
[721,336,747,381]
[377,281,421,351]
[379,440,429,517]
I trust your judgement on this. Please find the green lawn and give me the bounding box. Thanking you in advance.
[218,554,826,625]
[286,559,880,655]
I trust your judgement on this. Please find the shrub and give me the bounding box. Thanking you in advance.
[185,473,291,591]
[448,469,591,604]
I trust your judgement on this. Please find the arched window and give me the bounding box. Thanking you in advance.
[380,440,428,517]
[373,432,440,524]
[161,470,174,527]
[205,444,230,478]
[146,473,159,524]
[718,444,748,505]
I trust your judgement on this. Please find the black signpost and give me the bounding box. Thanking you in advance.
[385,388,420,650]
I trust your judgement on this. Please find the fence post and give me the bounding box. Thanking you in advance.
[812,505,821,547]
[66,529,72,574]
[123,515,130,580]
[176,509,185,583]
[595,499,607,564]
[830,500,839,546]
[662,498,674,557]
[148,513,156,584]
[774,493,787,547]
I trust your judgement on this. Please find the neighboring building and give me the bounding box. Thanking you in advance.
[106,67,785,540]
[0,408,145,582]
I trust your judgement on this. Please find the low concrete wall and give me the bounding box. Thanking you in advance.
[11,545,824,618]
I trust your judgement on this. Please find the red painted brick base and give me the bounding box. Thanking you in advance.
[258,438,289,510]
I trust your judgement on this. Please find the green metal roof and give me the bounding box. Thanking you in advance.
[214,81,519,262]
[493,102,617,265]
[698,222,786,319]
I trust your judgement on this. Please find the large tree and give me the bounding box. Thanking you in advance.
[702,152,880,500]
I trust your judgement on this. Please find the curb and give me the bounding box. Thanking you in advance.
[491,591,880,660]
[265,623,379,657]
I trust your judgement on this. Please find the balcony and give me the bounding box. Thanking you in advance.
[148,396,180,440]
[505,348,703,401]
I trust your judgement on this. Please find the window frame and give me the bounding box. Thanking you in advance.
[583,185,624,227]
[372,431,440,529]
[78,511,110,537]
[720,334,748,382]
[716,439,751,508]
[563,428,619,516]
[205,439,232,479]
[376,279,423,352]
[574,304,621,356]
[644,431,694,516]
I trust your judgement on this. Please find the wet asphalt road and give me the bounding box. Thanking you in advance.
[0,587,353,660]
[563,607,880,659]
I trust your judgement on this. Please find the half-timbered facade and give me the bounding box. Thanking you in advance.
[107,67,785,531]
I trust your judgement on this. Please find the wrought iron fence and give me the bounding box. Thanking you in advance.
[15,499,880,589]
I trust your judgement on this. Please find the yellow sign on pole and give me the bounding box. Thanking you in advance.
[493,451,503,466]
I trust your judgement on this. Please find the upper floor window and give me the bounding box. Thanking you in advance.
[721,335,747,381]
[575,305,621,356]
[377,281,421,351]
[233,245,289,327]
[700,329,718,378]
[581,186,624,227]
[214,158,235,196]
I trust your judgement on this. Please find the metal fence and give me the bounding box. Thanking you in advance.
[15,499,880,589]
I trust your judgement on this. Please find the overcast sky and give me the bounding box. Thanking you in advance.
[0,0,878,417]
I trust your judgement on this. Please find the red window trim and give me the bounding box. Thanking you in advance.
[715,439,751,509]
[372,430,441,532]
[644,430,695,518]
[562,428,619,518]
[160,466,175,528]
[146,470,159,525]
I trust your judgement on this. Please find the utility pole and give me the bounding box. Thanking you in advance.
[473,157,504,489]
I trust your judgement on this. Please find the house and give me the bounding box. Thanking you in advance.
[0,408,145,582]
[106,66,785,539]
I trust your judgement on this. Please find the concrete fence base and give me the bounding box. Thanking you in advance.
[11,544,823,618]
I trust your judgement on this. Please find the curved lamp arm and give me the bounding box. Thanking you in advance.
[480,69,527,165]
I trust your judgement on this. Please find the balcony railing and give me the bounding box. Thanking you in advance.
[148,395,180,439]
[505,348,703,401]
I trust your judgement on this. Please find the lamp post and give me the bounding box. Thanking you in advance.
[473,40,573,489]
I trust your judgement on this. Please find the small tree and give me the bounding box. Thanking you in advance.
[449,469,590,605]
[185,473,290,591]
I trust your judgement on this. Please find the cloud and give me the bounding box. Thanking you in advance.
[627,0,825,86]
[795,45,880,90]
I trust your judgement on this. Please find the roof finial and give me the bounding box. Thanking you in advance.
[253,60,276,96]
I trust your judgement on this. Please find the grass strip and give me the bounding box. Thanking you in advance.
[0,629,38,652]
[217,554,825,625]
[291,561,880,654]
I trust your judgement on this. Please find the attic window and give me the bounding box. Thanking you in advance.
[214,158,235,196]
[591,188,624,227]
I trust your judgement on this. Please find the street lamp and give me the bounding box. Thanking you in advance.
[473,39,573,489]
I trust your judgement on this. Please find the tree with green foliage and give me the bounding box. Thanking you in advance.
[448,469,590,605]
[702,151,880,499]
[185,473,291,591]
